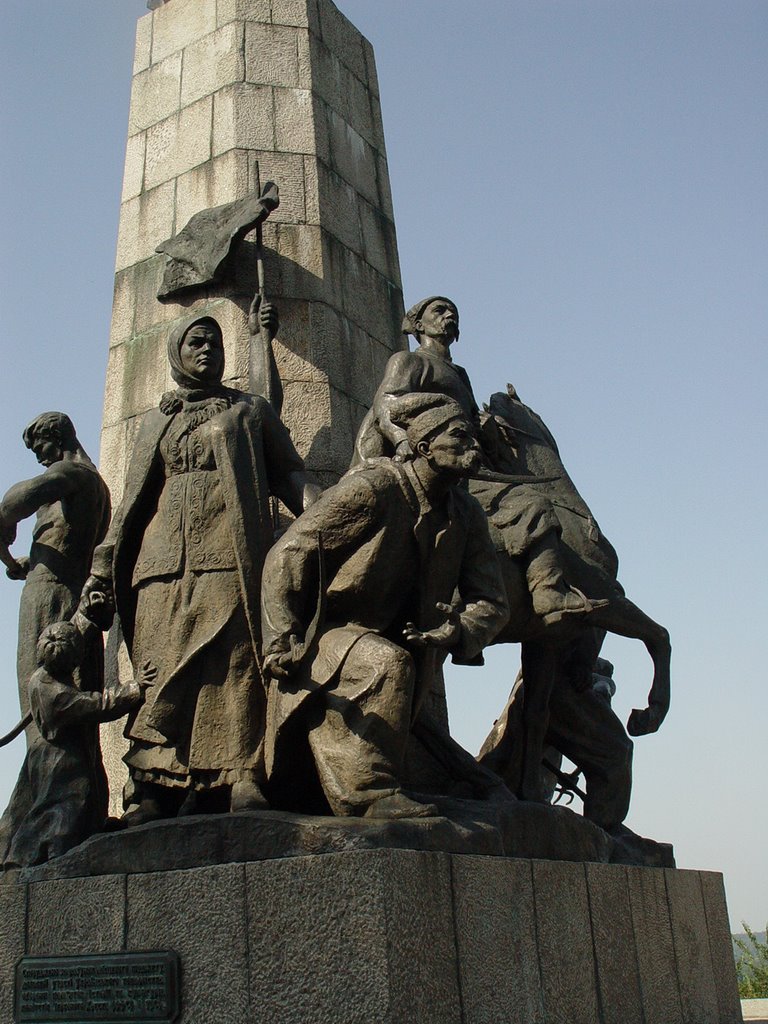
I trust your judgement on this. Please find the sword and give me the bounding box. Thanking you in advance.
[0,712,32,748]
[289,532,326,666]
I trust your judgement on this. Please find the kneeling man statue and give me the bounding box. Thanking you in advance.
[261,393,509,820]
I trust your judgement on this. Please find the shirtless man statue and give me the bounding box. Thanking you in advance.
[0,412,111,723]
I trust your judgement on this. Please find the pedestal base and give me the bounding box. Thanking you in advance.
[1,847,741,1023]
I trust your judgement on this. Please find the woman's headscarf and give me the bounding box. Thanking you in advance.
[167,315,225,389]
[160,315,228,414]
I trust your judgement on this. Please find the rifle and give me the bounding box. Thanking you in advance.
[473,468,560,486]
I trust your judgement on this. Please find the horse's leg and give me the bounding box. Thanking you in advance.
[588,597,671,736]
[519,640,558,802]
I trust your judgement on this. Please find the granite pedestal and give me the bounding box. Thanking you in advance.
[0,813,742,1024]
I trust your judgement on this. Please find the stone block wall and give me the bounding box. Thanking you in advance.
[102,0,404,511]
[1,855,743,1024]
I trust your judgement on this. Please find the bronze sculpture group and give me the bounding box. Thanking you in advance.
[0,269,672,867]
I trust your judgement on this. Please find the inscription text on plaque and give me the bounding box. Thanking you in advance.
[15,951,180,1023]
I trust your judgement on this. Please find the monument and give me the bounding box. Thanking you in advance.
[0,2,743,1023]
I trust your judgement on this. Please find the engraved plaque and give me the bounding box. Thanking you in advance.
[15,951,180,1023]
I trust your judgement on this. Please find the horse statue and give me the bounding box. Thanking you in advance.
[470,384,670,830]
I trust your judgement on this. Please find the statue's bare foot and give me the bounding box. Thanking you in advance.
[177,789,200,817]
[121,797,166,828]
[532,584,609,626]
[363,792,439,820]
[230,778,269,812]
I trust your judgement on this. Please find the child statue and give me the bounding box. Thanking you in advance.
[1,598,154,869]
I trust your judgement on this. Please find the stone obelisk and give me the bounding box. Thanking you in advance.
[104,0,403,487]
[100,0,405,805]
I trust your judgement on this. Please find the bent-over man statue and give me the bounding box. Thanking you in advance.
[261,393,509,820]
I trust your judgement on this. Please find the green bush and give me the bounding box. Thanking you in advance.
[735,923,768,999]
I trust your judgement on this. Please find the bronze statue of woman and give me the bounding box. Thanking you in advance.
[86,302,317,825]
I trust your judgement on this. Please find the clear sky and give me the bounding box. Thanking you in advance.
[0,1,765,930]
